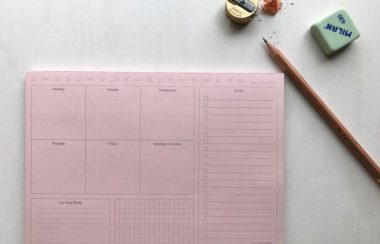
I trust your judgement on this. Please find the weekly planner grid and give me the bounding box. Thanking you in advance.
[25,72,284,244]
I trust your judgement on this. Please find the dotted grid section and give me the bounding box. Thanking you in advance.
[115,199,194,244]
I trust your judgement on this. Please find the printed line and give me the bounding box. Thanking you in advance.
[38,208,105,210]
[31,138,86,141]
[203,238,273,240]
[33,231,105,235]
[206,106,272,109]
[205,179,272,182]
[36,223,105,226]
[203,215,272,218]
[206,128,272,131]
[212,121,273,124]
[84,86,87,194]
[204,223,272,225]
[31,242,104,244]
[31,236,105,240]
[37,212,105,215]
[205,142,272,145]
[35,226,105,230]
[205,193,272,196]
[205,171,272,174]
[205,157,272,160]
[37,217,105,220]
[206,150,273,153]
[31,139,195,141]
[204,201,272,204]
[205,99,273,102]
[205,136,272,138]
[198,87,201,244]
[205,164,273,167]
[206,113,273,117]
[139,87,142,194]
[204,230,272,233]
[30,89,33,196]
[37,222,105,225]
[204,208,273,211]
[204,186,273,189]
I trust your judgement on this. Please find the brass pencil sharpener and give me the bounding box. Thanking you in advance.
[226,0,259,25]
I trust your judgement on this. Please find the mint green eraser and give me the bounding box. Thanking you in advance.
[311,9,360,56]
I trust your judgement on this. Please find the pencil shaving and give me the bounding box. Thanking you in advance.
[263,0,282,15]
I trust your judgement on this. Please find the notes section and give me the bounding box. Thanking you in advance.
[141,87,194,140]
[115,199,194,244]
[86,86,140,140]
[30,85,195,194]
[32,86,85,140]
[32,140,85,193]
[31,199,109,244]
[199,87,279,243]
[141,141,194,194]
[86,141,140,194]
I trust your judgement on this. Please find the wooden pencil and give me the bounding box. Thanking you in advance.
[263,38,380,184]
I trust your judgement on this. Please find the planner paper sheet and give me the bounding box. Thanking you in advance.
[25,72,284,244]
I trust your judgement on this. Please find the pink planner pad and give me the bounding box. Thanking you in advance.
[25,72,284,244]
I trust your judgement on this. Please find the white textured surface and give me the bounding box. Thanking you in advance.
[0,0,379,243]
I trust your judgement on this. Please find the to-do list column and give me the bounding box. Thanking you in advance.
[199,86,279,243]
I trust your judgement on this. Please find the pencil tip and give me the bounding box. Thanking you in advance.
[263,38,268,44]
